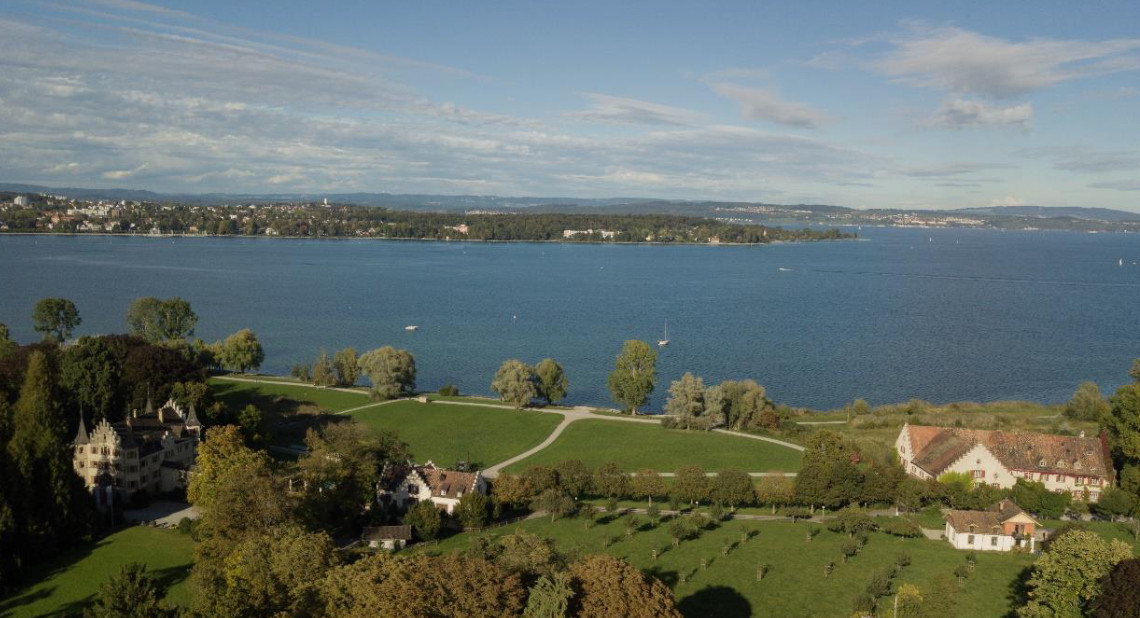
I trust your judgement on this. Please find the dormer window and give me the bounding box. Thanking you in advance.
[1038,458,1046,467]
[1056,460,1066,469]
[1074,461,1082,470]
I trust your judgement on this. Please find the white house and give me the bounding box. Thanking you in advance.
[376,461,486,515]
[945,499,1039,552]
[896,424,1112,502]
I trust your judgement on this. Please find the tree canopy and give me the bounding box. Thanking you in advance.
[607,340,657,414]
[491,359,537,408]
[32,298,81,343]
[358,346,416,400]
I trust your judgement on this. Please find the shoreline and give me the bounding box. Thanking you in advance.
[0,231,854,248]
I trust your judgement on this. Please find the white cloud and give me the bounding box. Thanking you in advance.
[562,93,703,126]
[931,97,1033,130]
[711,83,832,129]
[877,25,1140,99]
[990,195,1026,207]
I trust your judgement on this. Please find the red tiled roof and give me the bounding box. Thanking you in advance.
[904,425,1109,478]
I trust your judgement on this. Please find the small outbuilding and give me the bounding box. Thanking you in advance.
[362,525,413,550]
[945,499,1039,552]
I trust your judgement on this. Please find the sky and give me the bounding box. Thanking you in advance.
[1,1,1138,210]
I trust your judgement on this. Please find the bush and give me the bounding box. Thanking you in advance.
[829,508,878,535]
[290,363,311,381]
[895,552,911,568]
[841,539,859,557]
[177,517,193,535]
[646,503,660,520]
[865,571,892,598]
[438,383,459,397]
[709,502,725,521]
[851,592,876,615]
[881,517,922,538]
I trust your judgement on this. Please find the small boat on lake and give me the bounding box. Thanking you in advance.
[405,325,419,331]
[658,320,670,347]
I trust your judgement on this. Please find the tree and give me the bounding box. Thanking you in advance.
[237,404,265,443]
[894,583,925,618]
[593,462,631,499]
[711,468,754,509]
[1092,558,1140,618]
[32,298,80,343]
[217,329,264,373]
[333,347,359,386]
[126,297,197,342]
[673,465,709,505]
[456,491,490,529]
[84,562,175,618]
[1017,529,1133,617]
[795,431,860,510]
[491,359,537,408]
[531,489,577,522]
[298,422,407,530]
[553,459,592,499]
[494,530,565,579]
[196,524,337,617]
[524,572,574,618]
[1106,383,1140,467]
[631,469,667,506]
[533,358,567,405]
[358,346,416,400]
[0,322,16,359]
[1130,359,1140,383]
[311,349,337,387]
[319,553,526,617]
[403,501,443,541]
[492,473,533,509]
[606,340,657,414]
[1067,382,1110,422]
[6,351,92,559]
[568,554,682,618]
[717,379,770,430]
[664,372,706,430]
[1092,488,1137,522]
[60,336,120,421]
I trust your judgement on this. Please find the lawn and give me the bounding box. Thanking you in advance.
[425,515,1034,618]
[208,377,369,413]
[348,400,563,470]
[502,420,803,473]
[0,526,195,617]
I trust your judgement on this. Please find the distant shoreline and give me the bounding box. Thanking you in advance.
[0,231,855,247]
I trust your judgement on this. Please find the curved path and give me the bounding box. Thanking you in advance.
[213,375,804,478]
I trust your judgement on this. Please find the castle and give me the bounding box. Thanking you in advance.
[72,398,203,509]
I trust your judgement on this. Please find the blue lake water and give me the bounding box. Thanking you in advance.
[1,228,1139,410]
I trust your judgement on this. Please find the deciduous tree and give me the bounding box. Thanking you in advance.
[673,465,709,505]
[84,562,175,618]
[606,340,656,414]
[402,501,442,541]
[333,347,359,386]
[631,469,667,506]
[32,298,80,343]
[710,468,754,509]
[568,554,681,618]
[126,297,198,342]
[491,359,537,408]
[593,462,631,499]
[358,346,416,400]
[664,372,706,430]
[533,358,567,405]
[218,329,264,373]
[1018,529,1133,617]
[1066,381,1110,422]
[1092,558,1140,618]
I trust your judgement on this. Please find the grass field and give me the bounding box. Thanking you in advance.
[0,527,195,618]
[208,377,369,413]
[425,515,1037,618]
[348,400,563,470]
[503,420,803,473]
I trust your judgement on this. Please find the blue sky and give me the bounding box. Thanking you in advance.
[1,0,1138,209]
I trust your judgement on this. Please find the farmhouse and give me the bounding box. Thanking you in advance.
[73,398,203,509]
[376,461,487,515]
[895,424,1112,502]
[945,499,1040,552]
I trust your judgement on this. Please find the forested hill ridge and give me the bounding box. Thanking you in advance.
[0,196,851,244]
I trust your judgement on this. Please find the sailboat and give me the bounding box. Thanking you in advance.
[658,320,670,347]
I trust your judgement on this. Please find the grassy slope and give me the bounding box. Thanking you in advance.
[208,377,368,413]
[0,527,195,618]
[503,420,803,473]
[348,400,562,470]
[426,515,1036,618]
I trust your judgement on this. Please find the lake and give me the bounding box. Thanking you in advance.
[1,228,1138,411]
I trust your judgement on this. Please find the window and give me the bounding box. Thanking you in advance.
[991,536,998,546]
[967,535,975,544]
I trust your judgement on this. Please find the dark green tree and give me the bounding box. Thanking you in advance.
[126,297,198,342]
[333,347,359,386]
[403,501,443,541]
[84,562,175,618]
[32,298,81,343]
[60,336,121,422]
[217,329,264,373]
[0,322,16,359]
[533,358,567,405]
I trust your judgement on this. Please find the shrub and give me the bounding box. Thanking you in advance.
[881,517,922,538]
[438,383,459,396]
[828,508,878,535]
[177,517,193,535]
[290,363,311,381]
[841,539,859,557]
[895,553,911,568]
[852,592,876,615]
[709,502,725,521]
[865,571,892,598]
